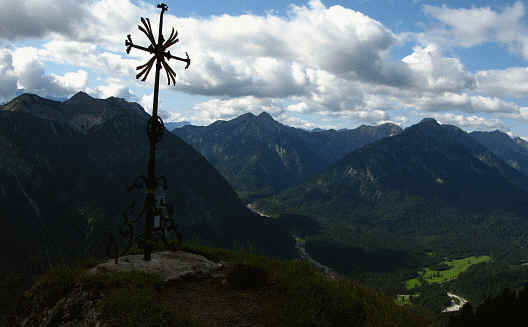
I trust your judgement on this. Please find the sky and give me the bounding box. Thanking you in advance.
[2,1,528,138]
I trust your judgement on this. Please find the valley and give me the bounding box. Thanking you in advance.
[173,113,528,312]
[3,93,528,322]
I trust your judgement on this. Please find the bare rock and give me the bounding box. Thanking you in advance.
[88,251,223,281]
[15,285,105,327]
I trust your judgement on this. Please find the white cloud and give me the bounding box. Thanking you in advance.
[0,0,94,41]
[276,114,316,129]
[0,46,87,100]
[413,92,521,114]
[39,40,140,78]
[0,49,17,99]
[318,108,389,124]
[4,0,528,131]
[167,0,415,99]
[139,93,173,120]
[422,2,528,58]
[86,82,136,100]
[429,113,507,132]
[476,67,528,98]
[140,94,154,114]
[51,70,88,91]
[402,44,475,92]
[190,96,285,124]
[286,102,309,113]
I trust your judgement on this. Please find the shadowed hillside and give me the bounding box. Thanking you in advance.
[173,112,401,201]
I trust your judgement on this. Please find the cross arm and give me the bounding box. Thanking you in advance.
[164,51,191,69]
[130,44,153,53]
[125,35,155,54]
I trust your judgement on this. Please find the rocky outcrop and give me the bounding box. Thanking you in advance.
[13,251,224,327]
[88,251,224,282]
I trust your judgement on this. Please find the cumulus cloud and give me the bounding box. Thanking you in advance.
[190,96,285,124]
[0,0,93,41]
[476,67,528,98]
[39,40,140,78]
[166,0,416,99]
[422,2,528,58]
[429,113,507,132]
[413,92,521,114]
[0,49,18,99]
[51,70,88,91]
[318,108,389,124]
[402,44,475,92]
[86,82,136,100]
[0,46,87,100]
[139,93,174,120]
[276,114,317,130]
[4,0,528,130]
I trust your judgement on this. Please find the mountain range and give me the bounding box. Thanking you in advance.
[165,121,191,131]
[471,130,528,177]
[0,92,295,277]
[5,91,528,313]
[172,112,401,201]
[255,118,528,276]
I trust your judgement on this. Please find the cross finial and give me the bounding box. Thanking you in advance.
[124,3,190,85]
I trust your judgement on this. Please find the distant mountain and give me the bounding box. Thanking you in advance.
[173,112,401,201]
[14,88,68,102]
[2,92,148,132]
[256,118,528,273]
[471,130,528,177]
[165,121,191,131]
[302,123,402,163]
[0,93,295,276]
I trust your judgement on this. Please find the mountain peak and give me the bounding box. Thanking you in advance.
[257,112,274,121]
[238,112,256,119]
[418,118,439,125]
[65,91,94,105]
[9,93,47,105]
[490,129,510,137]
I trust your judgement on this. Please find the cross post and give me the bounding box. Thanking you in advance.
[119,3,190,261]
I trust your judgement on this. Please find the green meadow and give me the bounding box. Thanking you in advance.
[406,256,491,290]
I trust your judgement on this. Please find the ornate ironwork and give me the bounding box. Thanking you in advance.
[109,3,189,262]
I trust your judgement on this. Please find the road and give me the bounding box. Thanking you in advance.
[442,292,468,312]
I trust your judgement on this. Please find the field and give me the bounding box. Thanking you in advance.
[395,294,420,306]
[405,278,422,290]
[405,255,491,290]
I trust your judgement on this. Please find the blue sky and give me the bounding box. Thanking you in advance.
[2,1,528,138]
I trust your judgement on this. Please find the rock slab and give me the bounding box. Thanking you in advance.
[88,251,223,281]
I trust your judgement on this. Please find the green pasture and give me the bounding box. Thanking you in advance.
[405,255,491,290]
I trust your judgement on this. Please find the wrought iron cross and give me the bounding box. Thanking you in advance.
[114,3,190,261]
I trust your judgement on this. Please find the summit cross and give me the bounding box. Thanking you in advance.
[123,3,190,261]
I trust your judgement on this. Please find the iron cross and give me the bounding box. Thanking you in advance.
[122,3,190,261]
[125,3,190,119]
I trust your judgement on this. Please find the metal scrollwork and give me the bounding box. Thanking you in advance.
[147,116,165,144]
